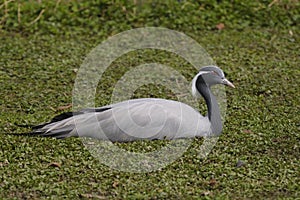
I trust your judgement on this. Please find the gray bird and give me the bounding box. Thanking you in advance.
[31,66,235,142]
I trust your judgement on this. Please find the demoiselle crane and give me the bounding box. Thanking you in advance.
[31,66,234,142]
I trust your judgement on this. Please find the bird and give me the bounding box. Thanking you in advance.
[30,66,235,142]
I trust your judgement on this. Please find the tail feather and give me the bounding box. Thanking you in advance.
[32,108,111,131]
[32,112,81,129]
[18,107,112,139]
[33,124,76,139]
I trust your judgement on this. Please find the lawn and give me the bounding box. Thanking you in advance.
[0,1,299,199]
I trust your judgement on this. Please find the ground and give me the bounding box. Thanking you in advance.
[0,1,299,199]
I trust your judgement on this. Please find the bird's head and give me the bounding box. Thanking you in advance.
[192,65,235,97]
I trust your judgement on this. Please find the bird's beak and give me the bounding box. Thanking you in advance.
[223,79,235,88]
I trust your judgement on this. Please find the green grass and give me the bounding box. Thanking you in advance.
[1,0,299,199]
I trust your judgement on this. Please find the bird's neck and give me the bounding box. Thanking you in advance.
[198,83,222,135]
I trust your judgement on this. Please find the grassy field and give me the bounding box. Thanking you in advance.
[0,1,299,199]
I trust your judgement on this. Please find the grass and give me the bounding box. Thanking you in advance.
[0,0,299,199]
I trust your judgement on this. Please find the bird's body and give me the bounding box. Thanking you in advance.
[31,66,234,142]
[35,98,211,142]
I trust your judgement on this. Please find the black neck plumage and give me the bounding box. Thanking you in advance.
[196,75,222,135]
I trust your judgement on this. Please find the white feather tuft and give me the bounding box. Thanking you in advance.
[191,71,211,98]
